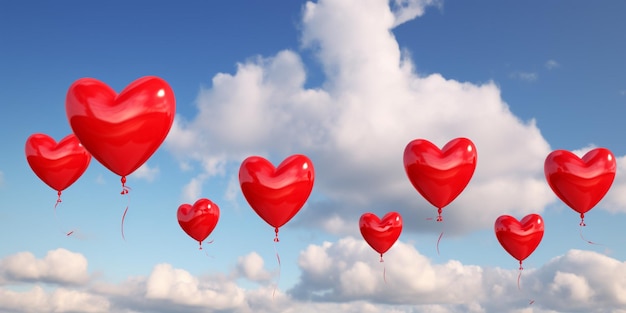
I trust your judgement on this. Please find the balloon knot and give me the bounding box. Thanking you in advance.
[379,254,384,263]
[519,261,524,271]
[436,208,443,222]
[198,242,203,250]
[273,227,280,242]
[120,177,130,194]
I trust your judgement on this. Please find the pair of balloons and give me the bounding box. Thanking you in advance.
[26,76,176,198]
[495,148,616,267]
[178,154,315,248]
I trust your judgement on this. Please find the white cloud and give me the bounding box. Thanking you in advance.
[0,286,110,313]
[545,59,560,70]
[0,249,89,285]
[510,71,538,82]
[235,252,273,283]
[130,163,159,182]
[166,0,554,237]
[2,246,626,312]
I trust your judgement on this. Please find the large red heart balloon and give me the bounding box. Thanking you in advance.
[65,76,175,180]
[25,133,91,193]
[359,212,403,260]
[544,148,616,224]
[403,137,477,220]
[177,198,220,249]
[494,214,544,268]
[239,154,315,239]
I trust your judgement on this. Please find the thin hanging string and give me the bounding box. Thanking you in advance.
[380,253,388,284]
[120,177,131,241]
[579,224,602,246]
[52,191,75,237]
[516,261,535,306]
[426,208,445,255]
[436,219,445,256]
[272,234,282,300]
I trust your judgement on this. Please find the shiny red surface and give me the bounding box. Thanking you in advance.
[359,212,402,256]
[545,148,616,215]
[66,76,175,177]
[25,133,91,192]
[239,154,314,229]
[403,137,477,209]
[495,214,544,262]
[177,198,220,245]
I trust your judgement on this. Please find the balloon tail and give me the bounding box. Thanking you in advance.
[273,227,280,243]
[120,182,131,240]
[120,176,130,194]
[272,239,282,300]
[436,208,443,222]
[579,224,602,245]
[54,191,62,209]
[198,241,203,250]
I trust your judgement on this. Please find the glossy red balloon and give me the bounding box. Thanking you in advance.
[66,76,175,178]
[359,212,402,258]
[25,133,91,192]
[495,214,544,266]
[403,138,477,218]
[239,154,315,235]
[177,198,220,249]
[545,148,616,220]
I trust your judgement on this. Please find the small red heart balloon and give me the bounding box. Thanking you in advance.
[544,148,616,224]
[65,76,175,179]
[494,214,544,267]
[239,154,315,239]
[359,212,403,259]
[403,137,477,220]
[177,198,220,249]
[25,133,91,193]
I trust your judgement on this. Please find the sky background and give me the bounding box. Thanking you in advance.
[1,0,626,312]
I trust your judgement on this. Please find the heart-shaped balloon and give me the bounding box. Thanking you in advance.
[177,198,220,249]
[403,137,477,220]
[66,76,175,182]
[545,148,616,224]
[359,212,402,260]
[494,214,544,268]
[239,154,315,240]
[25,133,91,194]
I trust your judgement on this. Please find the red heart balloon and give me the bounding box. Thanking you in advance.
[65,76,175,180]
[359,212,402,259]
[544,148,616,224]
[403,137,477,220]
[177,198,220,249]
[25,133,91,193]
[494,214,544,267]
[239,154,315,239]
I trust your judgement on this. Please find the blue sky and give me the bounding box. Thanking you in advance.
[1,0,626,312]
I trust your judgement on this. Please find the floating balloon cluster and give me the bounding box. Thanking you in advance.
[24,76,618,274]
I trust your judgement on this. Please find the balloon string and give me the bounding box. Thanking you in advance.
[52,193,75,237]
[120,187,131,241]
[517,263,535,305]
[436,231,444,256]
[272,238,282,300]
[380,254,387,284]
[579,225,602,245]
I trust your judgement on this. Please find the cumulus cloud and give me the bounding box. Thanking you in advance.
[165,0,554,237]
[0,248,89,285]
[2,247,626,312]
